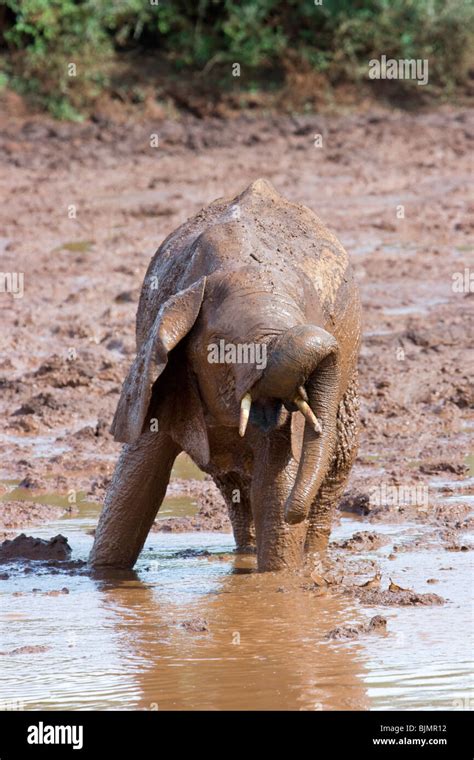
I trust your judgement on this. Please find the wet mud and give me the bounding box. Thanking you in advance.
[325,615,388,640]
[0,102,472,709]
[0,534,71,562]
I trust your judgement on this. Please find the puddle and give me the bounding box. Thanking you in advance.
[383,298,449,317]
[0,452,203,525]
[53,240,95,253]
[429,475,474,492]
[436,494,474,506]
[0,458,472,710]
[0,419,121,467]
[172,454,205,481]
[364,328,394,338]
[0,498,472,710]
[0,484,198,530]
[0,432,71,459]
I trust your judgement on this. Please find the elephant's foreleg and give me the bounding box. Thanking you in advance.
[89,431,181,569]
[305,372,359,557]
[213,472,255,553]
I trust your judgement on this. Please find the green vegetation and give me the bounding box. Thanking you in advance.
[1,0,473,117]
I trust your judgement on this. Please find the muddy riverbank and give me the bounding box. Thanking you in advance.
[0,103,472,709]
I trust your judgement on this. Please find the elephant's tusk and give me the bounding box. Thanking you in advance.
[297,384,309,403]
[239,393,252,437]
[294,396,322,434]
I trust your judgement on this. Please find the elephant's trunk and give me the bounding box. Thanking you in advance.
[284,347,340,524]
[252,324,340,525]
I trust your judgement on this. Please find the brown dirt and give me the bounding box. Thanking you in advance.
[332,531,388,552]
[0,502,64,541]
[324,614,388,640]
[0,103,472,557]
[0,534,72,562]
[178,618,210,633]
[347,586,446,607]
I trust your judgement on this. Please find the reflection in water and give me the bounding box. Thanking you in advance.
[95,561,369,711]
[0,490,472,710]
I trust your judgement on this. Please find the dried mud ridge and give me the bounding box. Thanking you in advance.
[0,106,472,598]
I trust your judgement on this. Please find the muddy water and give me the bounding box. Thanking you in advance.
[1,467,472,711]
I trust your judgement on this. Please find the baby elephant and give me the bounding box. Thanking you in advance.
[90,179,361,572]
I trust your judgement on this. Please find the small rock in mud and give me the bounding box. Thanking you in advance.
[114,290,136,303]
[17,474,47,490]
[179,617,210,633]
[0,645,49,655]
[172,548,212,559]
[325,615,387,640]
[13,392,62,417]
[332,531,387,552]
[419,462,469,476]
[0,533,72,562]
[338,491,372,515]
[33,355,94,388]
[41,587,70,596]
[46,559,87,573]
[426,578,439,584]
[74,418,111,440]
[325,625,360,641]
[73,425,97,439]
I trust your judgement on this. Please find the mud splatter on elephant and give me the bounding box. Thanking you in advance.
[90,179,361,571]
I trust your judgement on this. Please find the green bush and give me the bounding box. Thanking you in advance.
[1,0,473,117]
[2,0,113,118]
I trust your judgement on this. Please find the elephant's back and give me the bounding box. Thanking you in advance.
[136,179,354,346]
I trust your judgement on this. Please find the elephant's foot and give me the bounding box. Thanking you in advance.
[235,544,257,555]
[230,511,256,554]
[256,522,307,572]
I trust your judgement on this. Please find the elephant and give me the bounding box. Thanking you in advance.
[89,178,361,572]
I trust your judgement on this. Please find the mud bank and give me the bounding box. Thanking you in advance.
[1,105,472,536]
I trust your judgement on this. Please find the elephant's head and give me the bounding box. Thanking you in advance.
[111,266,341,526]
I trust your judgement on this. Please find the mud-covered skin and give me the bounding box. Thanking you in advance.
[305,371,360,557]
[90,179,361,571]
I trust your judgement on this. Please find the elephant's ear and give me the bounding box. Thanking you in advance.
[111,277,206,443]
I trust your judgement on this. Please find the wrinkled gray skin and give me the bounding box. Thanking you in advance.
[90,179,361,572]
